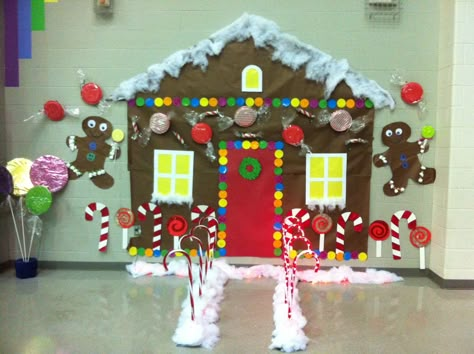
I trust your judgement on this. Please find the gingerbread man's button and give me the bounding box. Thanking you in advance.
[89,141,97,151]
[87,152,96,162]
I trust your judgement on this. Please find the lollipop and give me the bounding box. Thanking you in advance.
[116,208,135,249]
[167,215,188,250]
[25,186,53,215]
[30,155,69,193]
[410,226,431,270]
[6,158,34,196]
[0,166,14,202]
[368,220,390,258]
[311,214,333,252]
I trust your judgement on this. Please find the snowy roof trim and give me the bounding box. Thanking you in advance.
[111,13,395,109]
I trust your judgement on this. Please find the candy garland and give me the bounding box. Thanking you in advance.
[390,210,417,260]
[137,202,163,252]
[335,211,363,260]
[163,249,196,321]
[84,202,110,252]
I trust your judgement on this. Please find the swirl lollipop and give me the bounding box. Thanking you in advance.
[410,226,431,270]
[369,220,390,258]
[311,214,333,252]
[115,208,135,249]
[167,215,188,250]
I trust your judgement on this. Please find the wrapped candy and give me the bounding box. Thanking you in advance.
[184,112,216,162]
[234,130,263,140]
[77,68,103,106]
[25,100,80,122]
[349,115,371,133]
[138,111,175,147]
[329,110,352,132]
[218,106,271,131]
[130,115,141,140]
[314,109,331,127]
[281,111,312,156]
[390,69,427,118]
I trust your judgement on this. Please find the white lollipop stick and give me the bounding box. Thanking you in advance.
[319,234,325,252]
[376,241,382,258]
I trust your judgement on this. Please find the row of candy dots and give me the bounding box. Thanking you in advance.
[272,142,285,257]
[132,97,374,109]
[315,250,368,262]
[128,246,221,258]
[217,141,229,257]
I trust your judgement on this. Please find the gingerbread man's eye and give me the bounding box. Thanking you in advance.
[385,129,393,137]
[395,128,403,136]
[99,123,108,132]
[87,120,96,128]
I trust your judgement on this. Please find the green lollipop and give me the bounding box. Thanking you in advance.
[25,186,52,215]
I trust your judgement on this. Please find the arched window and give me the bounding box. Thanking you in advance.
[241,65,263,92]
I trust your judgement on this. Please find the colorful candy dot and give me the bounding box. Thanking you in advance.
[275,207,283,215]
[145,98,154,107]
[219,156,228,165]
[154,97,164,107]
[138,247,146,256]
[236,97,245,106]
[234,141,242,149]
[274,150,284,158]
[272,98,281,107]
[219,182,227,190]
[218,207,226,215]
[274,167,283,175]
[227,97,236,107]
[209,97,218,107]
[273,231,282,240]
[358,252,368,262]
[273,199,283,207]
[191,98,199,107]
[218,199,228,207]
[282,98,291,107]
[289,249,297,259]
[182,97,190,106]
[129,247,138,256]
[346,99,355,109]
[291,98,300,107]
[200,97,209,107]
[274,191,283,200]
[327,251,336,260]
[319,99,328,109]
[275,141,284,149]
[163,97,172,106]
[273,240,282,248]
[173,97,182,106]
[365,99,374,108]
[275,183,284,191]
[251,141,259,150]
[218,141,227,149]
[254,97,263,107]
[344,252,352,261]
[218,231,226,240]
[259,141,268,149]
[219,248,226,256]
[153,250,161,257]
[274,248,283,257]
[300,98,309,108]
[310,99,319,108]
[337,98,346,108]
[242,141,251,149]
[328,99,337,109]
[145,248,153,257]
[335,252,344,261]
[136,97,145,107]
[246,97,255,107]
[219,223,226,231]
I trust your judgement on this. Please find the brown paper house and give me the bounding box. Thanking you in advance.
[111,13,394,261]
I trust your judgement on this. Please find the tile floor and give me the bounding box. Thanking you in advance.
[0,267,473,354]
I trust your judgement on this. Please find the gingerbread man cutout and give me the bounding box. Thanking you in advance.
[373,121,435,196]
[66,116,120,189]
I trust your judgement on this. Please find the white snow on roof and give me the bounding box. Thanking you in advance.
[111,13,395,109]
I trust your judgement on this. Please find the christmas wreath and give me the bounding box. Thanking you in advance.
[239,157,262,180]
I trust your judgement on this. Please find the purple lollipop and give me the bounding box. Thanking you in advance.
[30,155,69,193]
[0,166,14,201]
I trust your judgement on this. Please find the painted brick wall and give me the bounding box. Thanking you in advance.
[431,0,474,280]
[2,0,448,269]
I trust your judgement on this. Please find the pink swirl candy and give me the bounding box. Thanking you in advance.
[30,155,69,193]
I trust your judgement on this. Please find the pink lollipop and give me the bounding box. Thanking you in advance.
[30,155,69,193]
[311,214,333,251]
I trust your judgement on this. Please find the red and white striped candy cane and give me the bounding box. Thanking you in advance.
[336,211,363,254]
[296,107,315,119]
[137,202,162,252]
[391,210,417,260]
[281,215,304,304]
[190,224,212,281]
[286,208,311,228]
[163,249,195,321]
[191,205,217,267]
[85,202,109,252]
[287,248,319,319]
[179,234,205,296]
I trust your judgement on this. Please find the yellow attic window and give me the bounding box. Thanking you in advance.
[241,65,263,92]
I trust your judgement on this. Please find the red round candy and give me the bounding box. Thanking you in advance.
[282,125,304,146]
[81,82,103,105]
[401,82,424,105]
[191,122,212,144]
[43,100,65,121]
[409,226,431,248]
[167,215,188,237]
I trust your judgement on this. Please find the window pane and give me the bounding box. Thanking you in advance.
[175,178,189,196]
[328,181,343,198]
[157,154,172,174]
[157,178,171,195]
[175,155,190,174]
[328,157,343,178]
[310,181,325,199]
[310,157,325,178]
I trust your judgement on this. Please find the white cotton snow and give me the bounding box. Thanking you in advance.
[110,13,395,110]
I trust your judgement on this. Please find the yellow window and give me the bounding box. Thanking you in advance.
[310,157,325,178]
[328,181,343,198]
[310,181,325,199]
[157,178,171,195]
[175,178,189,196]
[157,154,172,174]
[175,154,190,174]
[328,157,343,178]
[245,69,259,90]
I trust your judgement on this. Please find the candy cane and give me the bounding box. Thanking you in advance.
[179,234,205,296]
[390,210,417,260]
[287,249,319,319]
[163,249,195,321]
[85,202,109,252]
[336,211,363,255]
[286,208,311,229]
[296,108,315,119]
[137,202,162,251]
[191,205,217,267]
[281,215,304,304]
[191,224,213,280]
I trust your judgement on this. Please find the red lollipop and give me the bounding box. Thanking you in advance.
[81,82,103,105]
[167,215,188,237]
[401,82,424,105]
[409,226,431,248]
[191,122,213,144]
[311,214,333,234]
[116,208,135,249]
[368,220,390,241]
[282,125,304,146]
[43,100,65,121]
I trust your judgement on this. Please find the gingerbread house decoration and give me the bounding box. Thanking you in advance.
[111,13,394,260]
